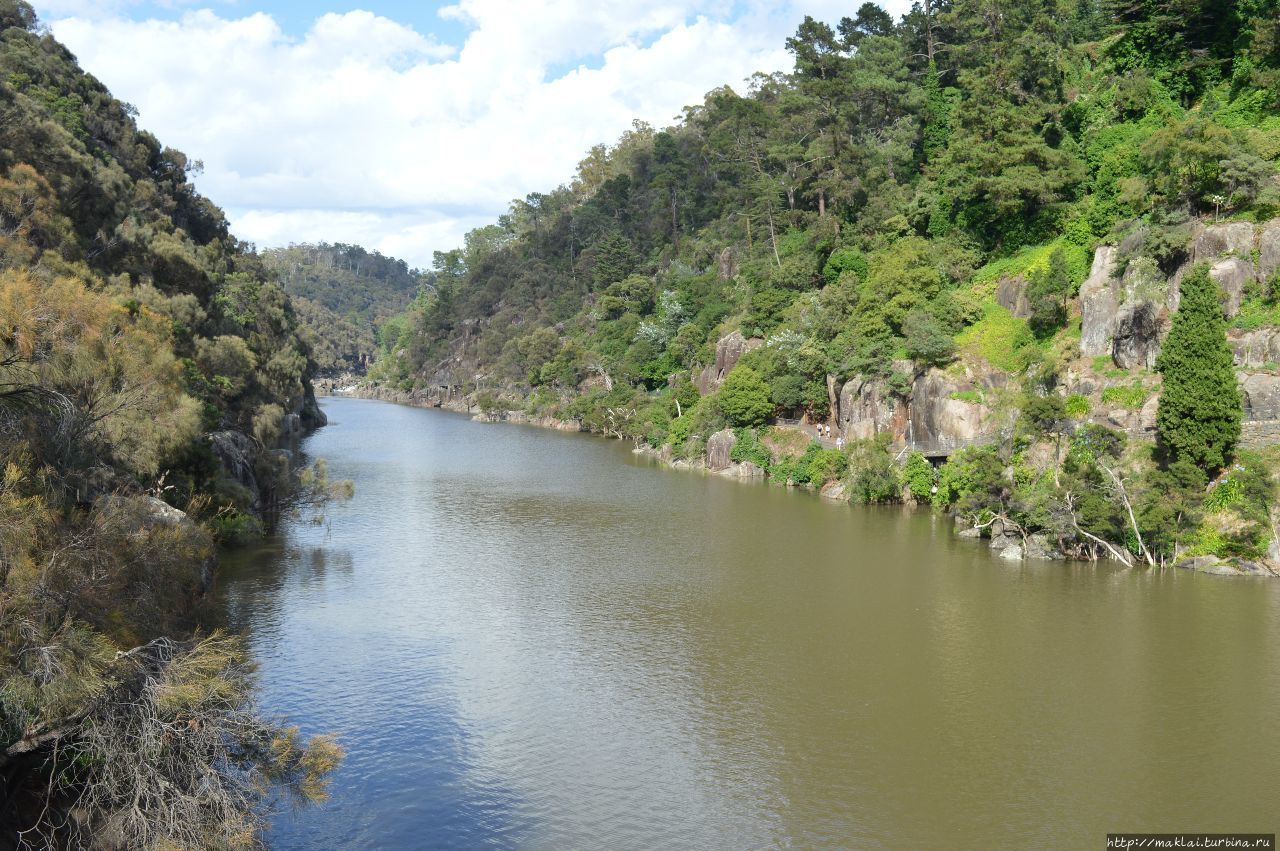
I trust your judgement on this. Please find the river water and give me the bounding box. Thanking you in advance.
[219,397,1280,849]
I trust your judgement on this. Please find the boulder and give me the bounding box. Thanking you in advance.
[1176,555,1277,577]
[736,461,766,479]
[991,534,1024,560]
[1209,257,1254,317]
[956,525,983,539]
[1229,328,1280,368]
[1080,245,1121,357]
[706,428,737,471]
[1024,534,1061,560]
[1259,218,1280,283]
[1192,221,1255,263]
[1111,301,1165,370]
[1240,372,1280,421]
[996,275,1030,319]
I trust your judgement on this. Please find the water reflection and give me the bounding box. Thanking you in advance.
[219,398,1280,850]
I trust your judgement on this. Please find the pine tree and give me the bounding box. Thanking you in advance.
[1154,264,1241,474]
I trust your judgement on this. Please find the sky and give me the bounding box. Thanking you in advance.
[31,0,912,269]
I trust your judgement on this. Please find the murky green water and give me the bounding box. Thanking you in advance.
[220,397,1280,849]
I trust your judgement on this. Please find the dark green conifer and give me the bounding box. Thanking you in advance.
[1154,265,1241,475]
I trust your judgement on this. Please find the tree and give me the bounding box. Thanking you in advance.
[1027,247,1073,338]
[1154,264,1241,475]
[902,306,956,366]
[719,366,774,427]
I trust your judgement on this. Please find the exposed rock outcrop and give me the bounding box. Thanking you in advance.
[1176,556,1278,577]
[208,430,261,508]
[1080,245,1120,357]
[1229,328,1280,368]
[838,376,905,441]
[1241,372,1280,421]
[706,428,737,471]
[996,275,1030,319]
[695,331,763,394]
[909,370,991,449]
[1111,301,1164,370]
[836,368,1001,449]
[1209,257,1252,317]
[1191,220,1255,263]
[1259,218,1280,283]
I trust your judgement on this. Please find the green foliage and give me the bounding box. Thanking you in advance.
[902,307,957,367]
[955,302,1039,371]
[718,366,774,427]
[902,451,936,504]
[730,427,773,468]
[1027,247,1074,339]
[1155,265,1242,474]
[845,436,901,504]
[1101,380,1151,410]
[1064,394,1091,419]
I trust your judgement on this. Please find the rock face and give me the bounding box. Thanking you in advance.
[1176,555,1278,577]
[1192,220,1255,263]
[1080,245,1120,357]
[909,370,990,449]
[838,376,905,440]
[1229,328,1280,368]
[1081,220,1277,365]
[706,428,737,471]
[1259,218,1280,283]
[996,275,1030,318]
[1209,257,1252,317]
[208,430,260,507]
[836,368,999,449]
[1241,373,1280,421]
[695,331,763,394]
[1111,301,1164,369]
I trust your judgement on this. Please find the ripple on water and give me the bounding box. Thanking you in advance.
[216,398,1280,850]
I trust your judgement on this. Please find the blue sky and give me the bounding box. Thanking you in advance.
[30,0,908,268]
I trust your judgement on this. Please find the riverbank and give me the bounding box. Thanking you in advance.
[322,383,1278,578]
[221,394,1280,849]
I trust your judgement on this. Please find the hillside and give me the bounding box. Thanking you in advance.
[370,0,1280,573]
[0,2,339,844]
[262,242,423,373]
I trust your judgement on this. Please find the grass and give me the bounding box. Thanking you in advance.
[950,390,984,404]
[967,239,1092,300]
[1231,298,1280,331]
[1100,380,1150,410]
[955,301,1040,372]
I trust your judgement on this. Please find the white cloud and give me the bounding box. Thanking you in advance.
[42,1,913,269]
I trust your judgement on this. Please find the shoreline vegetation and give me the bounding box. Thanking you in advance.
[3,0,1280,843]
[348,1,1280,583]
[319,382,1280,577]
[0,2,347,845]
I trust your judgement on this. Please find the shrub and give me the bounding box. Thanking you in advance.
[719,366,774,427]
[902,452,936,504]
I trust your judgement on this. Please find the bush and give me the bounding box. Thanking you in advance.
[719,366,774,427]
[902,451,936,504]
[846,436,901,504]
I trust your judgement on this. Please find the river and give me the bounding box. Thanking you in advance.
[219,396,1280,849]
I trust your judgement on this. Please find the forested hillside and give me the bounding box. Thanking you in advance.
[263,242,423,374]
[0,1,339,845]
[374,0,1280,572]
